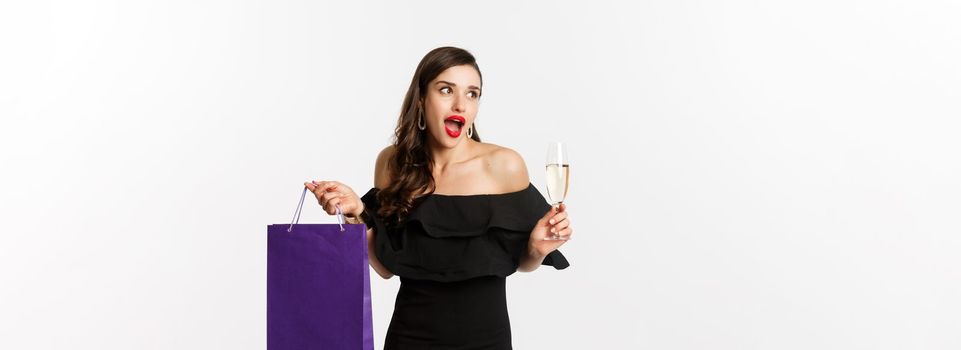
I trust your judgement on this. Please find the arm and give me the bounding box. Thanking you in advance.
[518,247,547,272]
[491,147,572,273]
[306,146,397,280]
[361,145,396,279]
[365,225,393,279]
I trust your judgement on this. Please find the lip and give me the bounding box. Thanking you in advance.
[444,115,465,124]
[444,115,465,138]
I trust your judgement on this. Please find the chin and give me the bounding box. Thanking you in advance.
[444,138,461,147]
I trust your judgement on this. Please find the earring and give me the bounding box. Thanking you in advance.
[417,109,426,130]
[467,124,473,138]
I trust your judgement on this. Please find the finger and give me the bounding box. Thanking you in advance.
[312,181,337,192]
[548,211,568,225]
[557,227,573,238]
[545,205,557,218]
[558,203,566,212]
[552,218,570,231]
[322,191,342,202]
[310,181,326,194]
[328,183,355,197]
[304,182,315,190]
[324,197,342,215]
[319,181,338,192]
[330,197,352,215]
[312,187,328,202]
[319,193,345,208]
[541,215,554,227]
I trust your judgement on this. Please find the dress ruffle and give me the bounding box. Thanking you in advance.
[360,183,569,282]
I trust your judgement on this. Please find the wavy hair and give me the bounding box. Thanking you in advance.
[376,47,483,223]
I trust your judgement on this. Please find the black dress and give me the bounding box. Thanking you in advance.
[359,182,570,350]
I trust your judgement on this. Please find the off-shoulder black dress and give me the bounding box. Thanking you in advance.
[360,183,569,350]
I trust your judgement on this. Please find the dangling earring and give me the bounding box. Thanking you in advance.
[417,109,426,130]
[467,124,473,138]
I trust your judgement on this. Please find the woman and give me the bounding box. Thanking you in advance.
[303,46,573,349]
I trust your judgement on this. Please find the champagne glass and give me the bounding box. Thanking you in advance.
[544,142,570,241]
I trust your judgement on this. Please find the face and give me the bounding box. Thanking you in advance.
[420,64,482,147]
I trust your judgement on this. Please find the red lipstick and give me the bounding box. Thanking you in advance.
[444,115,465,138]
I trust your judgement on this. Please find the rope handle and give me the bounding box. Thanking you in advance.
[288,187,346,232]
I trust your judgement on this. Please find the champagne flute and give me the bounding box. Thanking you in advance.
[544,141,570,241]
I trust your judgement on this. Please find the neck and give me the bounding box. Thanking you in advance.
[428,137,475,172]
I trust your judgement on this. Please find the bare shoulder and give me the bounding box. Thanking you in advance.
[480,143,530,193]
[374,145,396,189]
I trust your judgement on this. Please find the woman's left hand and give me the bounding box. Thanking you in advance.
[528,203,573,258]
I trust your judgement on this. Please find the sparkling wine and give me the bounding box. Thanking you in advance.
[545,164,570,204]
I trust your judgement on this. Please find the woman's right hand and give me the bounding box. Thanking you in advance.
[303,180,364,218]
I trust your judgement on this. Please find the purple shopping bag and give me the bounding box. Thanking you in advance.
[267,187,374,350]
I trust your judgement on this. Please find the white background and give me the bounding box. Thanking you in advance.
[2,1,960,349]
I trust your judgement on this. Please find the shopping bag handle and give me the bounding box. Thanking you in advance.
[289,187,347,232]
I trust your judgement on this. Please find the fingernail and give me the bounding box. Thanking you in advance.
[549,219,555,224]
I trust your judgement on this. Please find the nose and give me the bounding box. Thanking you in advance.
[451,94,465,113]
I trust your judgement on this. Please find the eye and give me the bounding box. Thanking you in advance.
[467,90,479,99]
[440,87,452,94]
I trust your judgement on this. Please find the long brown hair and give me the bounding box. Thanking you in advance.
[376,46,483,223]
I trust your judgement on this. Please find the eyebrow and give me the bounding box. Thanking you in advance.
[435,80,481,90]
